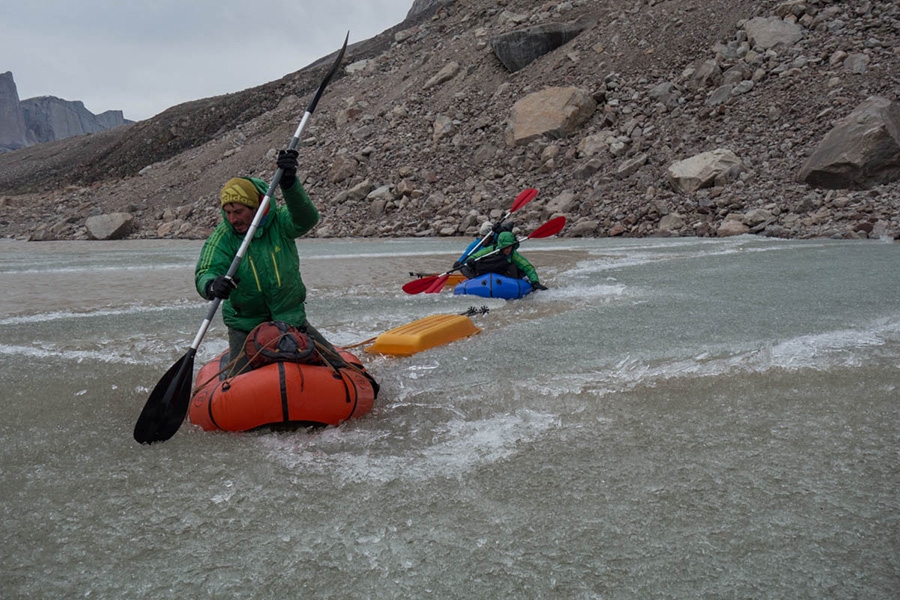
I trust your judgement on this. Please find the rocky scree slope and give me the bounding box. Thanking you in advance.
[0,0,898,242]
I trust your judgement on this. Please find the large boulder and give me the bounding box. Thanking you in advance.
[542,190,577,219]
[798,97,900,189]
[506,87,597,147]
[667,149,742,193]
[744,16,803,50]
[85,213,134,240]
[329,154,359,183]
[717,217,750,237]
[491,22,586,73]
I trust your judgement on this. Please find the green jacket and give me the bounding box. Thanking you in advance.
[195,177,319,333]
[468,232,540,284]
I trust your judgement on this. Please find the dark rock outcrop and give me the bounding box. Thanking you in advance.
[491,22,587,73]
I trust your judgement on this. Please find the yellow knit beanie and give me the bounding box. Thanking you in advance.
[220,177,261,209]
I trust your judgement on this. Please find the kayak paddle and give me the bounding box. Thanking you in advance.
[401,188,538,295]
[458,187,538,263]
[133,34,349,445]
[403,215,566,295]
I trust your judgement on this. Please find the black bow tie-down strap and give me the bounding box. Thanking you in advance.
[133,34,349,445]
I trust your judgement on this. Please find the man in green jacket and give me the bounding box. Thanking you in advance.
[195,149,340,373]
[463,231,548,290]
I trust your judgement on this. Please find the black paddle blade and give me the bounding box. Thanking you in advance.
[133,350,196,444]
[306,32,349,115]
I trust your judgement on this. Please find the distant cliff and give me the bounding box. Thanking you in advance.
[0,72,30,151]
[0,71,131,152]
[19,96,129,144]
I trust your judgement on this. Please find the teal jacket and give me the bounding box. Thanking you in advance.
[195,177,319,333]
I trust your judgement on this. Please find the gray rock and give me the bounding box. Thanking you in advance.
[742,208,774,227]
[346,180,374,202]
[668,149,743,193]
[744,16,803,50]
[658,212,685,233]
[706,84,734,106]
[648,82,680,108]
[86,213,134,240]
[798,97,900,189]
[367,185,395,202]
[577,130,615,157]
[617,154,648,179]
[432,115,456,143]
[543,191,577,219]
[329,155,359,183]
[717,218,750,237]
[843,53,870,74]
[689,59,723,90]
[568,219,599,237]
[506,87,597,147]
[424,62,461,89]
[573,158,603,180]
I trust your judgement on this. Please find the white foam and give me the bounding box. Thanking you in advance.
[0,301,199,325]
[261,410,557,483]
[566,238,831,276]
[4,263,192,275]
[0,343,146,365]
[769,322,898,368]
[548,282,628,301]
[522,317,900,398]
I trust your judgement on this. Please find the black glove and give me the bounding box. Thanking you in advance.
[452,260,462,269]
[532,282,548,291]
[206,275,237,300]
[277,149,299,190]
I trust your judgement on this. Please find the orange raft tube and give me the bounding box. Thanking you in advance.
[188,349,377,432]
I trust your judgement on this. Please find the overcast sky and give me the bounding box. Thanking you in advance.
[1,0,415,122]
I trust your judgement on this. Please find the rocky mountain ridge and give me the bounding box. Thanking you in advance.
[0,71,130,152]
[0,0,898,243]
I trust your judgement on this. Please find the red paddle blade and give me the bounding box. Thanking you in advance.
[402,276,441,295]
[527,215,566,239]
[424,274,450,294]
[510,188,538,213]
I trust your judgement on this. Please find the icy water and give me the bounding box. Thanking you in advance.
[1,235,898,599]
